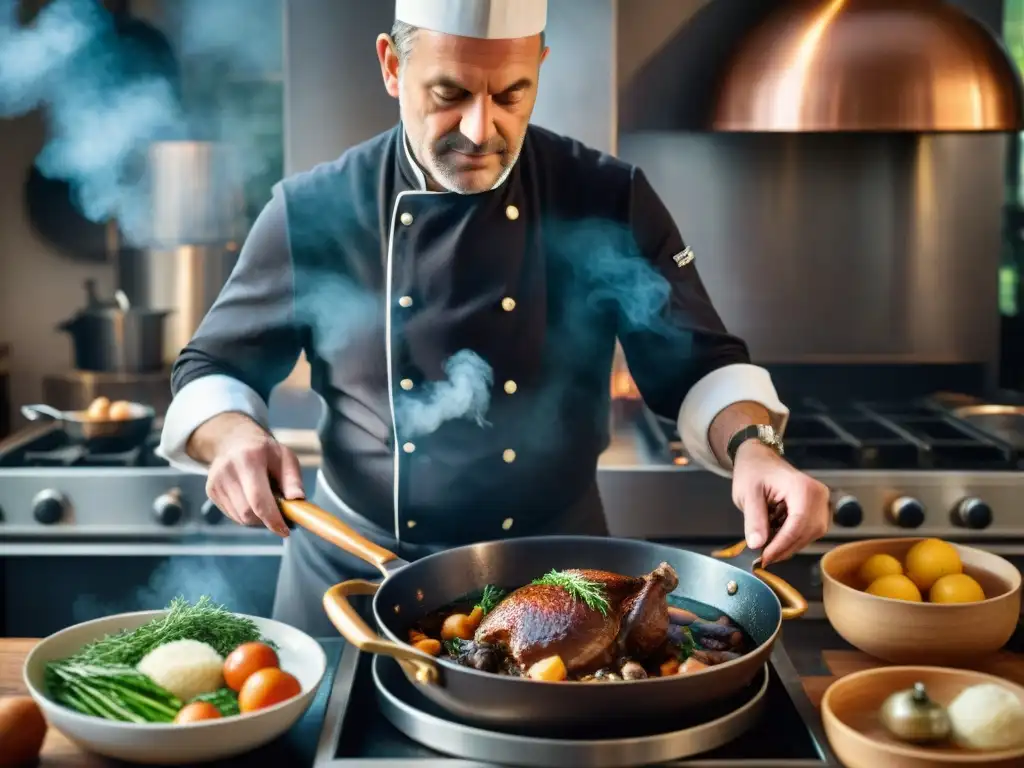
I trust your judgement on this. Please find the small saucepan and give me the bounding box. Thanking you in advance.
[21,402,155,453]
[276,497,807,735]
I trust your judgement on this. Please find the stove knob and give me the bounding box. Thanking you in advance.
[831,493,863,527]
[887,496,925,529]
[953,497,992,530]
[32,490,68,525]
[153,490,184,526]
[201,499,224,525]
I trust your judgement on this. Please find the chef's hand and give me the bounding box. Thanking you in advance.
[731,441,830,565]
[195,413,304,537]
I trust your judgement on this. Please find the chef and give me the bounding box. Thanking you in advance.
[159,0,830,635]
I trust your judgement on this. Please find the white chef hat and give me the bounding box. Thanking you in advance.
[394,0,547,40]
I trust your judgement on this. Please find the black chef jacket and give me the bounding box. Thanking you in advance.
[170,122,751,546]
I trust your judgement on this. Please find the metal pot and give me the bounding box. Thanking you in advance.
[952,404,1024,450]
[276,498,807,737]
[58,285,170,373]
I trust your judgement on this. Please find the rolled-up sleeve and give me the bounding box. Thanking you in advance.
[158,188,303,473]
[618,168,788,476]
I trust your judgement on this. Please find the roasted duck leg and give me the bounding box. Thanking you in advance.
[475,562,679,675]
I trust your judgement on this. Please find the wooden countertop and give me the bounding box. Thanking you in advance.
[1,639,103,766]
[3,638,1023,766]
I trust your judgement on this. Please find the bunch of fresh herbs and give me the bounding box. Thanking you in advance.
[532,570,610,616]
[61,596,269,667]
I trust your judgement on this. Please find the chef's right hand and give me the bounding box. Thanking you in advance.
[196,413,304,537]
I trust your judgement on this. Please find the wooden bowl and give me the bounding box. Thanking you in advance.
[822,666,1024,768]
[821,538,1021,665]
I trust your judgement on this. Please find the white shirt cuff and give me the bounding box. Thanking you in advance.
[157,375,270,474]
[677,363,789,478]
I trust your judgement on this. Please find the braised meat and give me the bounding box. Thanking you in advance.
[474,562,679,675]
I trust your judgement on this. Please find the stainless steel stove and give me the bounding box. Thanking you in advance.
[0,421,278,540]
[634,397,1024,540]
[0,422,288,638]
[593,396,1024,619]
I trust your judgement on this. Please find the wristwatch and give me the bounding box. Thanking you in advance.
[727,424,784,466]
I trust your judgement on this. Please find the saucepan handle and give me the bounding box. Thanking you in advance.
[22,403,66,422]
[711,500,789,563]
[276,497,402,577]
[323,578,440,685]
[752,568,808,620]
[712,500,809,620]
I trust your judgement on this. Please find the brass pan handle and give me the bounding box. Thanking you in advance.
[713,500,808,620]
[276,497,399,576]
[753,568,808,620]
[323,579,440,685]
[711,500,789,564]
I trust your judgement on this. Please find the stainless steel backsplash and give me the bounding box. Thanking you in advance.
[618,132,1007,366]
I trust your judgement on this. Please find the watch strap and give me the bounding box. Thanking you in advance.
[727,424,782,465]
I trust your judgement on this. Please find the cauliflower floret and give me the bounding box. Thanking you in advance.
[136,639,224,702]
[948,683,1024,751]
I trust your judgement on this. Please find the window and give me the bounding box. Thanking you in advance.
[1002,1,1024,316]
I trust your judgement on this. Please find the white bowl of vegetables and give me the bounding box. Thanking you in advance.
[22,597,328,765]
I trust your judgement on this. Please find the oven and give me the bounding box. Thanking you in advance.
[0,421,312,637]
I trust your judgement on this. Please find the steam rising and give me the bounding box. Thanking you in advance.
[394,349,494,438]
[0,0,274,242]
[294,270,495,437]
[295,269,381,360]
[549,218,687,339]
[72,557,268,624]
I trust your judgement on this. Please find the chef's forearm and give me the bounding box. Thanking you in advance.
[186,412,270,464]
[708,401,772,470]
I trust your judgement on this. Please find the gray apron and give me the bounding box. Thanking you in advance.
[272,471,608,636]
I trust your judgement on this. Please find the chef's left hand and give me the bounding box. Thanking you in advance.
[731,441,830,565]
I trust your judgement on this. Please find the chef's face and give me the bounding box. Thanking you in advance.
[377,28,548,194]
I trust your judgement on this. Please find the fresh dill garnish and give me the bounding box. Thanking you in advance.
[532,570,610,616]
[444,638,466,656]
[63,596,271,667]
[476,585,506,615]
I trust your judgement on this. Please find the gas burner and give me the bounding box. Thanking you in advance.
[0,425,167,469]
[640,397,1022,472]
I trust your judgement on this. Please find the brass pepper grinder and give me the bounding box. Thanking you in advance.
[880,682,952,744]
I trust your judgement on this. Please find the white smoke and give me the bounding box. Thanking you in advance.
[395,349,494,438]
[71,557,263,623]
[0,0,278,243]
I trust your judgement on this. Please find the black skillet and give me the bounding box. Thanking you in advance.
[21,402,154,453]
[277,497,806,736]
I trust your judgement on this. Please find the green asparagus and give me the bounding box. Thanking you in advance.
[46,663,182,723]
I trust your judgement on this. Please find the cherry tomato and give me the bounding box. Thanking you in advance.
[174,702,223,724]
[238,668,302,713]
[223,642,280,692]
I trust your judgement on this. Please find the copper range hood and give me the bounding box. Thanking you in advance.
[712,0,1024,132]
